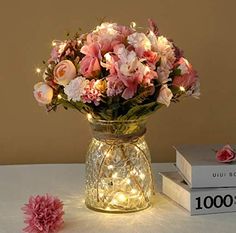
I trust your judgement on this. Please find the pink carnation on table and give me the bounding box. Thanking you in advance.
[172,57,198,90]
[216,145,236,163]
[22,194,64,233]
[79,42,102,78]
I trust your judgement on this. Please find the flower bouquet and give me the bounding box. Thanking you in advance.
[34,20,199,213]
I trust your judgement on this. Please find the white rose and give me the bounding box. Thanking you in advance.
[157,85,173,107]
[33,82,53,105]
[64,76,88,102]
[53,60,76,86]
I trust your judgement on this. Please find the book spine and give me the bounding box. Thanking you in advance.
[191,166,236,188]
[176,151,192,186]
[162,175,191,212]
[176,150,236,188]
[191,189,236,215]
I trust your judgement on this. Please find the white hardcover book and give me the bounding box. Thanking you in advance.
[160,171,236,215]
[175,145,236,188]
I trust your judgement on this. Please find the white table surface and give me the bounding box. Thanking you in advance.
[0,163,235,233]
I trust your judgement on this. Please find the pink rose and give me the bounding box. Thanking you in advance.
[79,43,101,78]
[53,60,76,86]
[173,57,197,90]
[156,85,173,107]
[216,145,236,163]
[33,82,53,105]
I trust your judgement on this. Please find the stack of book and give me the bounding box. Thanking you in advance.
[160,145,236,215]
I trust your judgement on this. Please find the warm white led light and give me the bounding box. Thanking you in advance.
[126,178,131,184]
[104,53,112,62]
[117,193,126,202]
[139,173,145,180]
[131,188,138,194]
[57,94,62,99]
[112,172,118,179]
[130,21,136,28]
[52,41,57,46]
[87,113,93,121]
[131,169,137,175]
[179,86,186,92]
[36,68,41,73]
[107,165,114,170]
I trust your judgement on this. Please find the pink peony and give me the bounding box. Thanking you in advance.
[53,60,76,86]
[173,57,197,90]
[34,82,53,105]
[79,42,101,78]
[216,145,236,163]
[22,194,64,233]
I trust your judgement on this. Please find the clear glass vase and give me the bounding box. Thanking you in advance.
[85,117,154,213]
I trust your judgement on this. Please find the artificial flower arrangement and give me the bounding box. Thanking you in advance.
[33,20,199,120]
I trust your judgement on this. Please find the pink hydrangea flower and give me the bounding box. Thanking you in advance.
[216,145,236,163]
[22,194,64,233]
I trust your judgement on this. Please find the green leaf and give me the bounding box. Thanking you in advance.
[118,102,162,120]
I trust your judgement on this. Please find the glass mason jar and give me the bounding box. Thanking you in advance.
[85,117,154,213]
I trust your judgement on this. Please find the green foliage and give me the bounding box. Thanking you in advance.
[47,81,165,120]
[118,102,162,120]
[169,68,181,78]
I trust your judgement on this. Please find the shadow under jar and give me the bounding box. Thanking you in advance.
[85,117,154,213]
